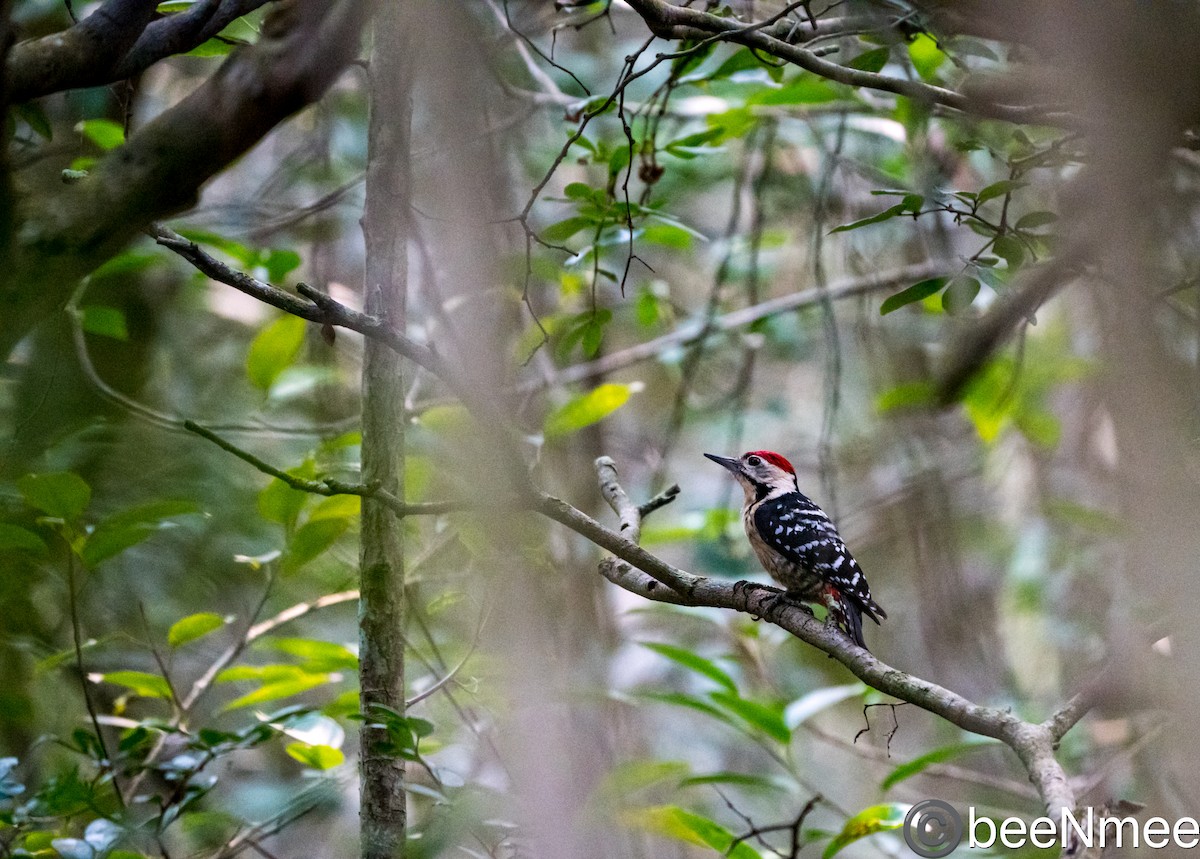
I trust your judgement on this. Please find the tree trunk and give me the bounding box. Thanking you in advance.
[358,4,411,857]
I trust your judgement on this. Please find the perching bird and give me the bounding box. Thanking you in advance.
[705,450,886,649]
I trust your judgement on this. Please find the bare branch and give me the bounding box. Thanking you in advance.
[182,419,481,518]
[542,457,1083,824]
[183,589,359,712]
[533,262,945,390]
[5,0,158,102]
[620,0,1069,125]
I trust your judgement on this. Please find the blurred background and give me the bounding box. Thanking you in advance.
[2,1,1198,857]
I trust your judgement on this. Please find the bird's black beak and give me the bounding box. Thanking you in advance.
[704,453,741,474]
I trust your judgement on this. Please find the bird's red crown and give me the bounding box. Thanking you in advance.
[746,450,795,474]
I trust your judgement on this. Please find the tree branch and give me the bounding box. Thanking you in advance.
[151,223,534,485]
[0,0,370,359]
[531,262,944,390]
[113,0,275,79]
[619,0,1069,125]
[181,420,472,517]
[5,0,158,102]
[541,456,1083,829]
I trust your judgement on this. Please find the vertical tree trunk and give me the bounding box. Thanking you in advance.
[359,4,411,858]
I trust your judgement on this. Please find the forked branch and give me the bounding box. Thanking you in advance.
[568,455,1089,845]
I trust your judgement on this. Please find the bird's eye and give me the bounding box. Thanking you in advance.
[746,455,762,467]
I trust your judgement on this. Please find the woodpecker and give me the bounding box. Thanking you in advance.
[705,450,886,649]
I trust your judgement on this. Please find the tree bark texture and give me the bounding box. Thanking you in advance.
[358,2,411,857]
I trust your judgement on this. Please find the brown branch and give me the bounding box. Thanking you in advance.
[181,589,358,711]
[150,225,445,379]
[0,0,370,359]
[5,0,158,102]
[539,457,1084,828]
[182,419,479,518]
[152,223,534,489]
[805,722,1039,803]
[532,262,945,390]
[620,0,1070,126]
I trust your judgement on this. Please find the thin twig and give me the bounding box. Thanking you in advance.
[66,551,124,806]
[182,587,357,712]
[529,261,945,391]
[182,420,475,517]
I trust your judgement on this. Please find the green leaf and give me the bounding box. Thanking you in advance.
[76,119,125,150]
[678,771,783,792]
[822,803,909,859]
[708,692,790,743]
[79,306,129,340]
[580,318,605,358]
[544,383,633,438]
[247,314,307,391]
[185,37,238,57]
[847,47,890,72]
[708,48,783,83]
[993,234,1025,269]
[285,742,345,770]
[541,216,593,243]
[0,524,49,556]
[879,277,947,315]
[635,691,735,724]
[282,518,350,573]
[830,203,905,233]
[91,253,157,281]
[635,289,661,326]
[258,472,310,528]
[256,637,358,671]
[1016,210,1058,229]
[876,381,936,413]
[608,144,632,175]
[664,128,723,158]
[665,128,723,149]
[881,740,999,790]
[907,33,945,80]
[623,805,761,859]
[306,494,361,523]
[263,249,302,282]
[101,670,172,699]
[177,228,256,265]
[753,73,840,105]
[168,612,227,648]
[641,223,693,249]
[641,642,737,693]
[81,499,200,566]
[563,182,595,201]
[18,472,90,519]
[977,179,1027,204]
[223,674,335,711]
[941,275,981,314]
[1016,409,1061,448]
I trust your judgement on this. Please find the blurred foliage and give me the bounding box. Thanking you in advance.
[1,1,1186,858]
